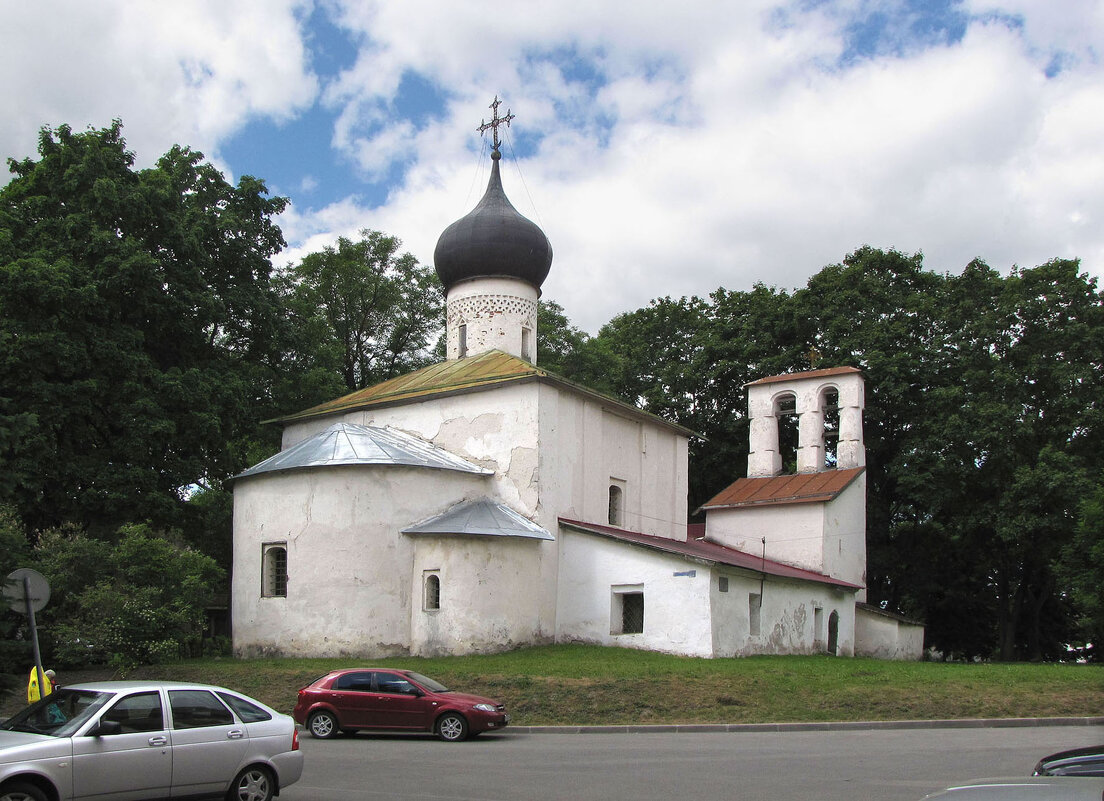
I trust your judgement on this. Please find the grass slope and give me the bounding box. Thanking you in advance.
[27,645,1099,726]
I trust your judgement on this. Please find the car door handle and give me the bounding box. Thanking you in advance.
[227,730,244,739]
[148,735,168,746]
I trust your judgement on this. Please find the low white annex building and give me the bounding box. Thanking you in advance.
[230,117,923,661]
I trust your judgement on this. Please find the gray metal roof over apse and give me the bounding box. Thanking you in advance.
[232,422,493,481]
[402,497,553,540]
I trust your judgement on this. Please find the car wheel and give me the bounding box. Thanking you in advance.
[308,710,339,739]
[0,783,48,801]
[436,712,468,742]
[226,766,274,801]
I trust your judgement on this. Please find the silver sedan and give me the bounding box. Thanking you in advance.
[921,777,1104,800]
[0,680,303,801]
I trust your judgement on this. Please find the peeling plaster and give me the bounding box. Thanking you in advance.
[507,446,539,491]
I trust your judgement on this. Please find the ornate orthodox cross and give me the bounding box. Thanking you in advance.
[478,95,514,152]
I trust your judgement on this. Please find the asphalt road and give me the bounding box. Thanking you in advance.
[279,723,1104,801]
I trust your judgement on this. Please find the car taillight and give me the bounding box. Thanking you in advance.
[292,728,300,751]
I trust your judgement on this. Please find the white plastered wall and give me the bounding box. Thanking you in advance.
[264,379,688,656]
[709,569,857,657]
[282,382,541,514]
[409,535,548,656]
[445,278,538,362]
[747,373,865,478]
[704,471,866,597]
[555,528,714,656]
[280,382,555,639]
[554,529,857,658]
[855,607,925,660]
[537,383,689,542]
[231,464,489,657]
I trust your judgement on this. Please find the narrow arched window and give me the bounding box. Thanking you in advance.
[262,544,287,598]
[458,324,468,357]
[822,388,840,469]
[608,484,624,526]
[775,393,798,475]
[424,572,441,611]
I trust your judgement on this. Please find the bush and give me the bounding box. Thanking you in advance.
[34,523,224,673]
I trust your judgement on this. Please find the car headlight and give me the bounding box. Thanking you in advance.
[473,703,497,712]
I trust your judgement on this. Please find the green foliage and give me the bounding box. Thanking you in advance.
[0,507,33,690]
[536,299,591,377]
[561,248,1104,659]
[0,122,290,539]
[1061,480,1104,653]
[275,229,442,399]
[33,523,224,673]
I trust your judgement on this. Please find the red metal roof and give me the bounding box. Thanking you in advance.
[744,366,862,387]
[700,467,864,511]
[559,518,863,590]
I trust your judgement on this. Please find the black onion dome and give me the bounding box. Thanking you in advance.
[434,151,553,291]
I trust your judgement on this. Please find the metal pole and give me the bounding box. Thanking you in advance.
[24,575,45,699]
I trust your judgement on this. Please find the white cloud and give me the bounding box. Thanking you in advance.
[0,0,318,172]
[4,0,1103,334]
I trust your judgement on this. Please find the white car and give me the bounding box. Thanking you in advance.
[0,681,303,801]
[922,776,1104,800]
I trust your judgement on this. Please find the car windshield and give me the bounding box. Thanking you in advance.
[1,689,113,737]
[405,671,449,692]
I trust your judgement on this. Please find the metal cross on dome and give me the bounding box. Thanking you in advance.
[478,95,514,153]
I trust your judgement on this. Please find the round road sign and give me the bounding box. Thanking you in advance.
[3,568,51,614]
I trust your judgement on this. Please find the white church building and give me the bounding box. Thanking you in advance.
[230,116,923,662]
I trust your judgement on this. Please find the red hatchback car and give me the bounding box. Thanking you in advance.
[293,668,509,742]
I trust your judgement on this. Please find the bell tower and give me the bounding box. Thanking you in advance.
[746,367,865,478]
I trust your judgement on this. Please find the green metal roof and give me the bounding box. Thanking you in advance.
[272,350,696,437]
[274,351,548,423]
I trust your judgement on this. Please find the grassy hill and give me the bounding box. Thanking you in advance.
[5,645,1102,725]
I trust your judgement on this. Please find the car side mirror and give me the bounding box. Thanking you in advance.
[408,687,424,697]
[89,720,123,737]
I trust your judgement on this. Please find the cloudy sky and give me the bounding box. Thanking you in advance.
[2,0,1101,332]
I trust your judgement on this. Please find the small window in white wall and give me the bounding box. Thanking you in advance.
[262,543,287,598]
[608,482,624,527]
[611,586,644,634]
[458,324,468,357]
[521,326,533,362]
[718,576,729,593]
[423,571,441,611]
[749,593,762,636]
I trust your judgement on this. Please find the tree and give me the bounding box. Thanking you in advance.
[0,122,290,538]
[0,507,33,689]
[793,252,1104,659]
[276,230,442,397]
[1062,480,1104,658]
[33,523,224,672]
[567,247,1104,659]
[536,299,590,377]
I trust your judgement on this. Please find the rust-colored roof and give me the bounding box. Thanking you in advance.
[559,518,863,590]
[272,350,695,437]
[699,467,864,511]
[744,366,862,387]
